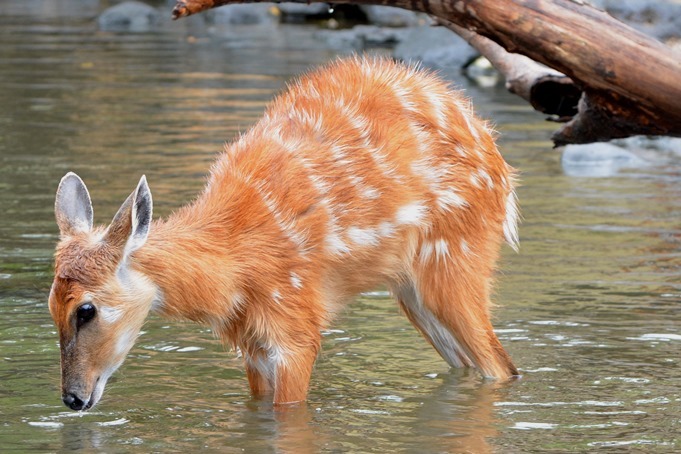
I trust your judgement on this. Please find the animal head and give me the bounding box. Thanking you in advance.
[49,172,158,411]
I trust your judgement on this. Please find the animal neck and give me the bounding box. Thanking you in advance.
[130,208,243,327]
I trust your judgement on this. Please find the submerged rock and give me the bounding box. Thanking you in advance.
[98,1,160,32]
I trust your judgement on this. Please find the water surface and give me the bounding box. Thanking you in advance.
[1,2,680,452]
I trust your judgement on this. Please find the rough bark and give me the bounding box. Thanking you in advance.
[439,20,580,119]
[171,0,681,146]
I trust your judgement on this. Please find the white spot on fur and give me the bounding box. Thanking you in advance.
[478,169,494,189]
[116,262,162,312]
[99,305,123,324]
[454,99,482,144]
[434,238,450,261]
[257,186,310,255]
[347,226,380,247]
[88,360,121,410]
[326,230,350,255]
[361,186,381,200]
[246,353,275,385]
[454,145,467,157]
[115,327,137,357]
[378,221,395,238]
[436,190,468,211]
[245,345,290,388]
[396,202,428,226]
[410,159,467,212]
[268,344,289,366]
[232,292,246,310]
[324,207,350,256]
[460,240,472,256]
[336,101,403,182]
[292,108,324,133]
[406,122,434,156]
[425,90,447,129]
[272,290,282,305]
[503,190,520,251]
[419,241,434,264]
[290,272,303,289]
[393,282,472,368]
[470,172,481,188]
[308,172,331,195]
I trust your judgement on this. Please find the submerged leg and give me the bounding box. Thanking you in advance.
[273,343,319,405]
[245,354,273,398]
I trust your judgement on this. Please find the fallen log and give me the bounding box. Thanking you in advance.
[439,20,580,119]
[171,0,681,146]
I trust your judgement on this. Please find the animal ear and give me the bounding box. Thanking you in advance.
[55,172,94,236]
[105,176,153,256]
[129,175,153,253]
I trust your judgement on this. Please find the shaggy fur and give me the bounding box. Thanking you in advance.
[50,57,519,409]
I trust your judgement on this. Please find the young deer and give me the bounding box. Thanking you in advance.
[49,57,519,411]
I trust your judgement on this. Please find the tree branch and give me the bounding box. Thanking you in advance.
[171,0,681,145]
[438,19,580,119]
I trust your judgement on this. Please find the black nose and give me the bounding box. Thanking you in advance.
[62,393,86,411]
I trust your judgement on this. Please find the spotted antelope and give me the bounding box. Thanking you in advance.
[49,57,520,410]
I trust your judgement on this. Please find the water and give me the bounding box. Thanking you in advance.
[1,2,680,452]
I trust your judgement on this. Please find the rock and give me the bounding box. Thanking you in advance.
[314,28,363,50]
[357,25,410,46]
[561,142,649,177]
[562,136,681,177]
[98,1,160,32]
[465,57,502,87]
[613,136,681,155]
[277,3,330,18]
[588,0,681,40]
[393,26,479,70]
[360,6,425,27]
[315,25,410,51]
[204,4,277,25]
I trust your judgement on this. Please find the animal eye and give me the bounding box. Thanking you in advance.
[76,303,96,329]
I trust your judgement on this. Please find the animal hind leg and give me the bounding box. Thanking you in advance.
[411,250,518,379]
[245,354,273,398]
[392,280,473,369]
[273,343,319,405]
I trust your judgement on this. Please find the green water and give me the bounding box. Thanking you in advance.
[1,2,680,452]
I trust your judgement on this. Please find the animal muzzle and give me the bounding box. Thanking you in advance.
[61,376,100,411]
[62,392,91,411]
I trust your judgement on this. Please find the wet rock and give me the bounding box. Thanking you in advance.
[561,142,649,177]
[315,25,409,50]
[277,3,330,18]
[98,1,160,32]
[588,0,681,40]
[314,28,363,50]
[205,4,277,25]
[465,57,502,87]
[393,26,479,70]
[613,136,681,155]
[360,6,425,27]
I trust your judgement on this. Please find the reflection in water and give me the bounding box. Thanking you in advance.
[271,404,325,454]
[411,373,507,454]
[1,1,681,452]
